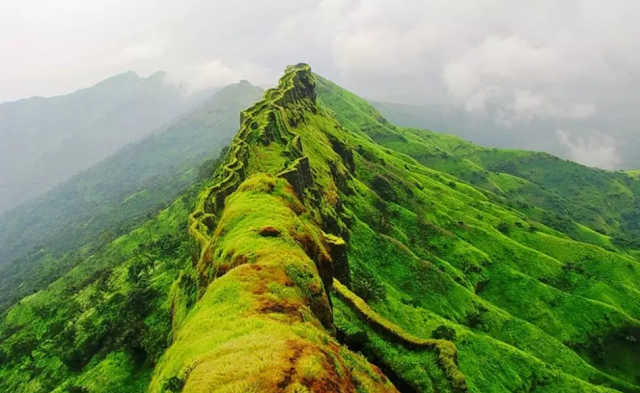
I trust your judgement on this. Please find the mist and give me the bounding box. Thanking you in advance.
[3,0,640,168]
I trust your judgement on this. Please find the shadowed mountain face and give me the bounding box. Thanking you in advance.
[1,65,640,392]
[0,71,214,214]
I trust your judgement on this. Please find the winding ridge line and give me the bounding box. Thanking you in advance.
[333,278,468,392]
[185,63,467,391]
[188,64,312,268]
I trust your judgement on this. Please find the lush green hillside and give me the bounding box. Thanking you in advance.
[0,170,213,392]
[317,75,640,391]
[0,81,262,313]
[351,92,640,253]
[2,64,640,393]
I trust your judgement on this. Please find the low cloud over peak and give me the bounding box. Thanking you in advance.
[2,0,640,168]
[557,129,621,170]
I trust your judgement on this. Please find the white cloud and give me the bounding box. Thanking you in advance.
[181,60,276,93]
[441,35,604,120]
[0,0,632,106]
[118,39,165,61]
[2,0,640,168]
[513,89,546,118]
[556,129,621,169]
[568,103,596,119]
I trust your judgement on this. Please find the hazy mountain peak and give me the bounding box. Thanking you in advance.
[146,71,172,86]
[0,70,223,214]
[95,70,141,86]
[148,70,168,79]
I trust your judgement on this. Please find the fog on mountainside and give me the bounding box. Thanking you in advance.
[0,71,216,214]
[6,2,640,175]
[0,80,263,313]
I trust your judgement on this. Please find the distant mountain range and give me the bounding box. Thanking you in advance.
[0,79,262,312]
[0,71,215,214]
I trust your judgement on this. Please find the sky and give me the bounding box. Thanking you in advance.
[2,0,640,168]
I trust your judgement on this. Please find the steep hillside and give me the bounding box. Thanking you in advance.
[0,171,211,392]
[0,81,262,313]
[2,64,640,393]
[0,71,213,214]
[317,76,640,391]
[334,85,640,254]
[154,65,640,392]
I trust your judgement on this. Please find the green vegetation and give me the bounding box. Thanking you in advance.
[316,74,640,392]
[333,278,467,392]
[0,177,204,392]
[155,64,398,392]
[2,64,640,392]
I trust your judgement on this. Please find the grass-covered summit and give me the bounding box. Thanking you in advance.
[2,63,640,392]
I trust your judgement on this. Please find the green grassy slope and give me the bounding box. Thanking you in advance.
[0,167,214,392]
[316,75,640,392]
[151,64,400,393]
[372,102,640,251]
[0,81,263,313]
[2,64,640,393]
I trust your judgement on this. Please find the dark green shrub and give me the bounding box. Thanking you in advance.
[67,387,89,393]
[371,173,400,203]
[497,222,510,234]
[163,376,185,393]
[432,325,457,341]
[352,270,386,302]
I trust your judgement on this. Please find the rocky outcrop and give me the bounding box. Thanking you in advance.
[325,234,352,289]
[278,156,312,201]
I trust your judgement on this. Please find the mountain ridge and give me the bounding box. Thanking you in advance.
[155,64,640,392]
[1,64,640,392]
[152,63,401,392]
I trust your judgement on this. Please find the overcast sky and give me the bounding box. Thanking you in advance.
[2,0,640,167]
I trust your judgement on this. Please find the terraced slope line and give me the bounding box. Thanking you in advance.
[333,278,468,392]
[151,64,400,393]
